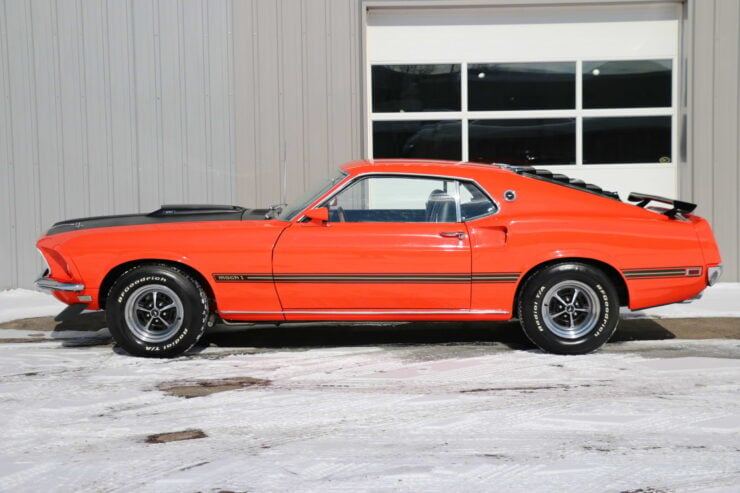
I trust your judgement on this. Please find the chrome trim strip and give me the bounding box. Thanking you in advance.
[219,309,510,315]
[35,276,85,292]
[453,179,462,223]
[219,319,257,326]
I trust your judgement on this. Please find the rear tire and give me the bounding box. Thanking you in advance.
[106,264,208,358]
[518,263,619,355]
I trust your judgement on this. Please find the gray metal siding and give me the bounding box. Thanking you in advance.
[233,0,363,209]
[686,0,740,281]
[0,0,235,289]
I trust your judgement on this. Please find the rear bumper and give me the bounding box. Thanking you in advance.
[35,275,85,292]
[708,265,723,286]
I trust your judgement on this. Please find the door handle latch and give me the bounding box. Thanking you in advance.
[439,232,466,239]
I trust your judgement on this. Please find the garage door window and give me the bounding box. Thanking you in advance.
[372,64,460,112]
[582,60,672,109]
[468,62,575,111]
[373,120,462,161]
[469,118,575,165]
[369,59,674,166]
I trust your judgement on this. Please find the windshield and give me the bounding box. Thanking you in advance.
[274,171,348,221]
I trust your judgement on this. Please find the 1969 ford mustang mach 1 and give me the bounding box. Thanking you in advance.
[36,160,722,357]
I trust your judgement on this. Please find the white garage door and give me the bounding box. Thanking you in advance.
[365,3,681,200]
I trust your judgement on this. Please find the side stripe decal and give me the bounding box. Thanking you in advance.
[622,267,703,280]
[212,272,521,284]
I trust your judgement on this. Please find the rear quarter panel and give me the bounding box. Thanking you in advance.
[469,171,707,312]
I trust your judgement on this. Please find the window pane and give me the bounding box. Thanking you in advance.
[583,116,671,164]
[583,60,672,108]
[468,62,575,110]
[372,64,461,112]
[373,120,462,160]
[468,119,576,165]
[460,182,496,221]
[328,177,458,223]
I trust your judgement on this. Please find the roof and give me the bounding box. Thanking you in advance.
[340,159,506,176]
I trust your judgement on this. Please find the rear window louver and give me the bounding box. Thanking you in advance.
[503,165,621,201]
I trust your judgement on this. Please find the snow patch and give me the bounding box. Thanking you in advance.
[0,289,65,323]
[0,339,737,491]
[639,356,740,372]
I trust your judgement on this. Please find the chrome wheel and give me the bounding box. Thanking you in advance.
[542,280,601,339]
[124,285,184,343]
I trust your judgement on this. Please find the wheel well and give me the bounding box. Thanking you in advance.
[513,258,629,313]
[98,259,216,310]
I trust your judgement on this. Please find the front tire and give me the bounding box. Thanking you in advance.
[106,264,209,358]
[518,263,619,355]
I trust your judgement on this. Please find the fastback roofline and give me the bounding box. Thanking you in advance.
[501,164,621,202]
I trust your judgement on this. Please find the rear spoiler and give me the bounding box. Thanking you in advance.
[627,192,697,218]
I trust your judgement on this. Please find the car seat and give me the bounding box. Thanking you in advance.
[425,190,457,222]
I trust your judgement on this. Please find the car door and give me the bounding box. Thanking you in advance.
[272,175,472,311]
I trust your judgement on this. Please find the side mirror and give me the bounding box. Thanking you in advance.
[304,207,329,224]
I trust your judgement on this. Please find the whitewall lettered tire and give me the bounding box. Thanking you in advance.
[518,263,620,355]
[106,264,208,358]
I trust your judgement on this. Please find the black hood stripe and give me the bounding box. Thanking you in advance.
[45,205,269,236]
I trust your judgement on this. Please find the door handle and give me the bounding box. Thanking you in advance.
[439,231,466,239]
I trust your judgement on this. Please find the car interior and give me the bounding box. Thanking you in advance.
[326,177,495,223]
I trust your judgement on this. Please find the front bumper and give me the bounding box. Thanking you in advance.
[35,275,85,292]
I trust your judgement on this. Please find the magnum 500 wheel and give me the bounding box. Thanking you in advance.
[106,264,209,358]
[518,263,620,355]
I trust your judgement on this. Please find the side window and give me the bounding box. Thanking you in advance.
[326,176,458,223]
[459,181,496,221]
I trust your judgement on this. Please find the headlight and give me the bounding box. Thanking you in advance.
[708,265,723,286]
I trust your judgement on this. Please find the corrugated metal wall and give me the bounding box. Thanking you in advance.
[232,0,363,208]
[0,0,235,289]
[684,0,740,282]
[1,0,738,290]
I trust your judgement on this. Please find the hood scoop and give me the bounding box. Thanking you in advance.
[149,204,245,217]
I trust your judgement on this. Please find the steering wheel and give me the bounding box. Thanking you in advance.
[336,206,346,223]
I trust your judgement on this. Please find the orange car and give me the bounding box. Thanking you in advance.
[35,160,722,357]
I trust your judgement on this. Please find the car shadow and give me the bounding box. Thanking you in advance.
[0,312,677,351]
[204,321,533,350]
[201,318,676,350]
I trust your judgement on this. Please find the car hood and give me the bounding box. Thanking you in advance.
[45,204,271,236]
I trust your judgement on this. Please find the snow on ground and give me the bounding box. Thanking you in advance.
[0,335,739,492]
[0,284,738,492]
[2,282,740,323]
[0,289,65,323]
